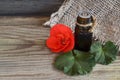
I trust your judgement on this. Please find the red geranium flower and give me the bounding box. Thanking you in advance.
[46,24,74,53]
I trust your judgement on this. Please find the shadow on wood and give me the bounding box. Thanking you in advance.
[0,0,64,16]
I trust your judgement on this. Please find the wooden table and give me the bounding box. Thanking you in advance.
[0,16,120,80]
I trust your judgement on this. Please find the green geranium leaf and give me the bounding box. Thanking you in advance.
[54,50,95,76]
[90,41,119,65]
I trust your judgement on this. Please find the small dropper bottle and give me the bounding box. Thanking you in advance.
[74,11,95,52]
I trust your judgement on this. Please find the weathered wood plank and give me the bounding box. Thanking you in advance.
[0,0,64,16]
[0,16,120,80]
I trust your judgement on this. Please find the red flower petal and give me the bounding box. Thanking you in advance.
[46,36,61,50]
[46,24,75,53]
[50,24,73,36]
[63,36,74,52]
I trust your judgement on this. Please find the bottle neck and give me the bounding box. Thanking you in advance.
[76,11,94,33]
[77,16,93,25]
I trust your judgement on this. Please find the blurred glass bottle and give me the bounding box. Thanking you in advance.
[74,11,95,52]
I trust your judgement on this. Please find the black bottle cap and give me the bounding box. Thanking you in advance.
[77,11,93,24]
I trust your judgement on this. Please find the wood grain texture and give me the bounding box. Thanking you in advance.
[0,16,120,80]
[0,0,64,16]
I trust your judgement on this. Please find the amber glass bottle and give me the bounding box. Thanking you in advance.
[74,11,94,52]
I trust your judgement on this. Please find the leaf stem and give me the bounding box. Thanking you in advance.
[72,50,76,56]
